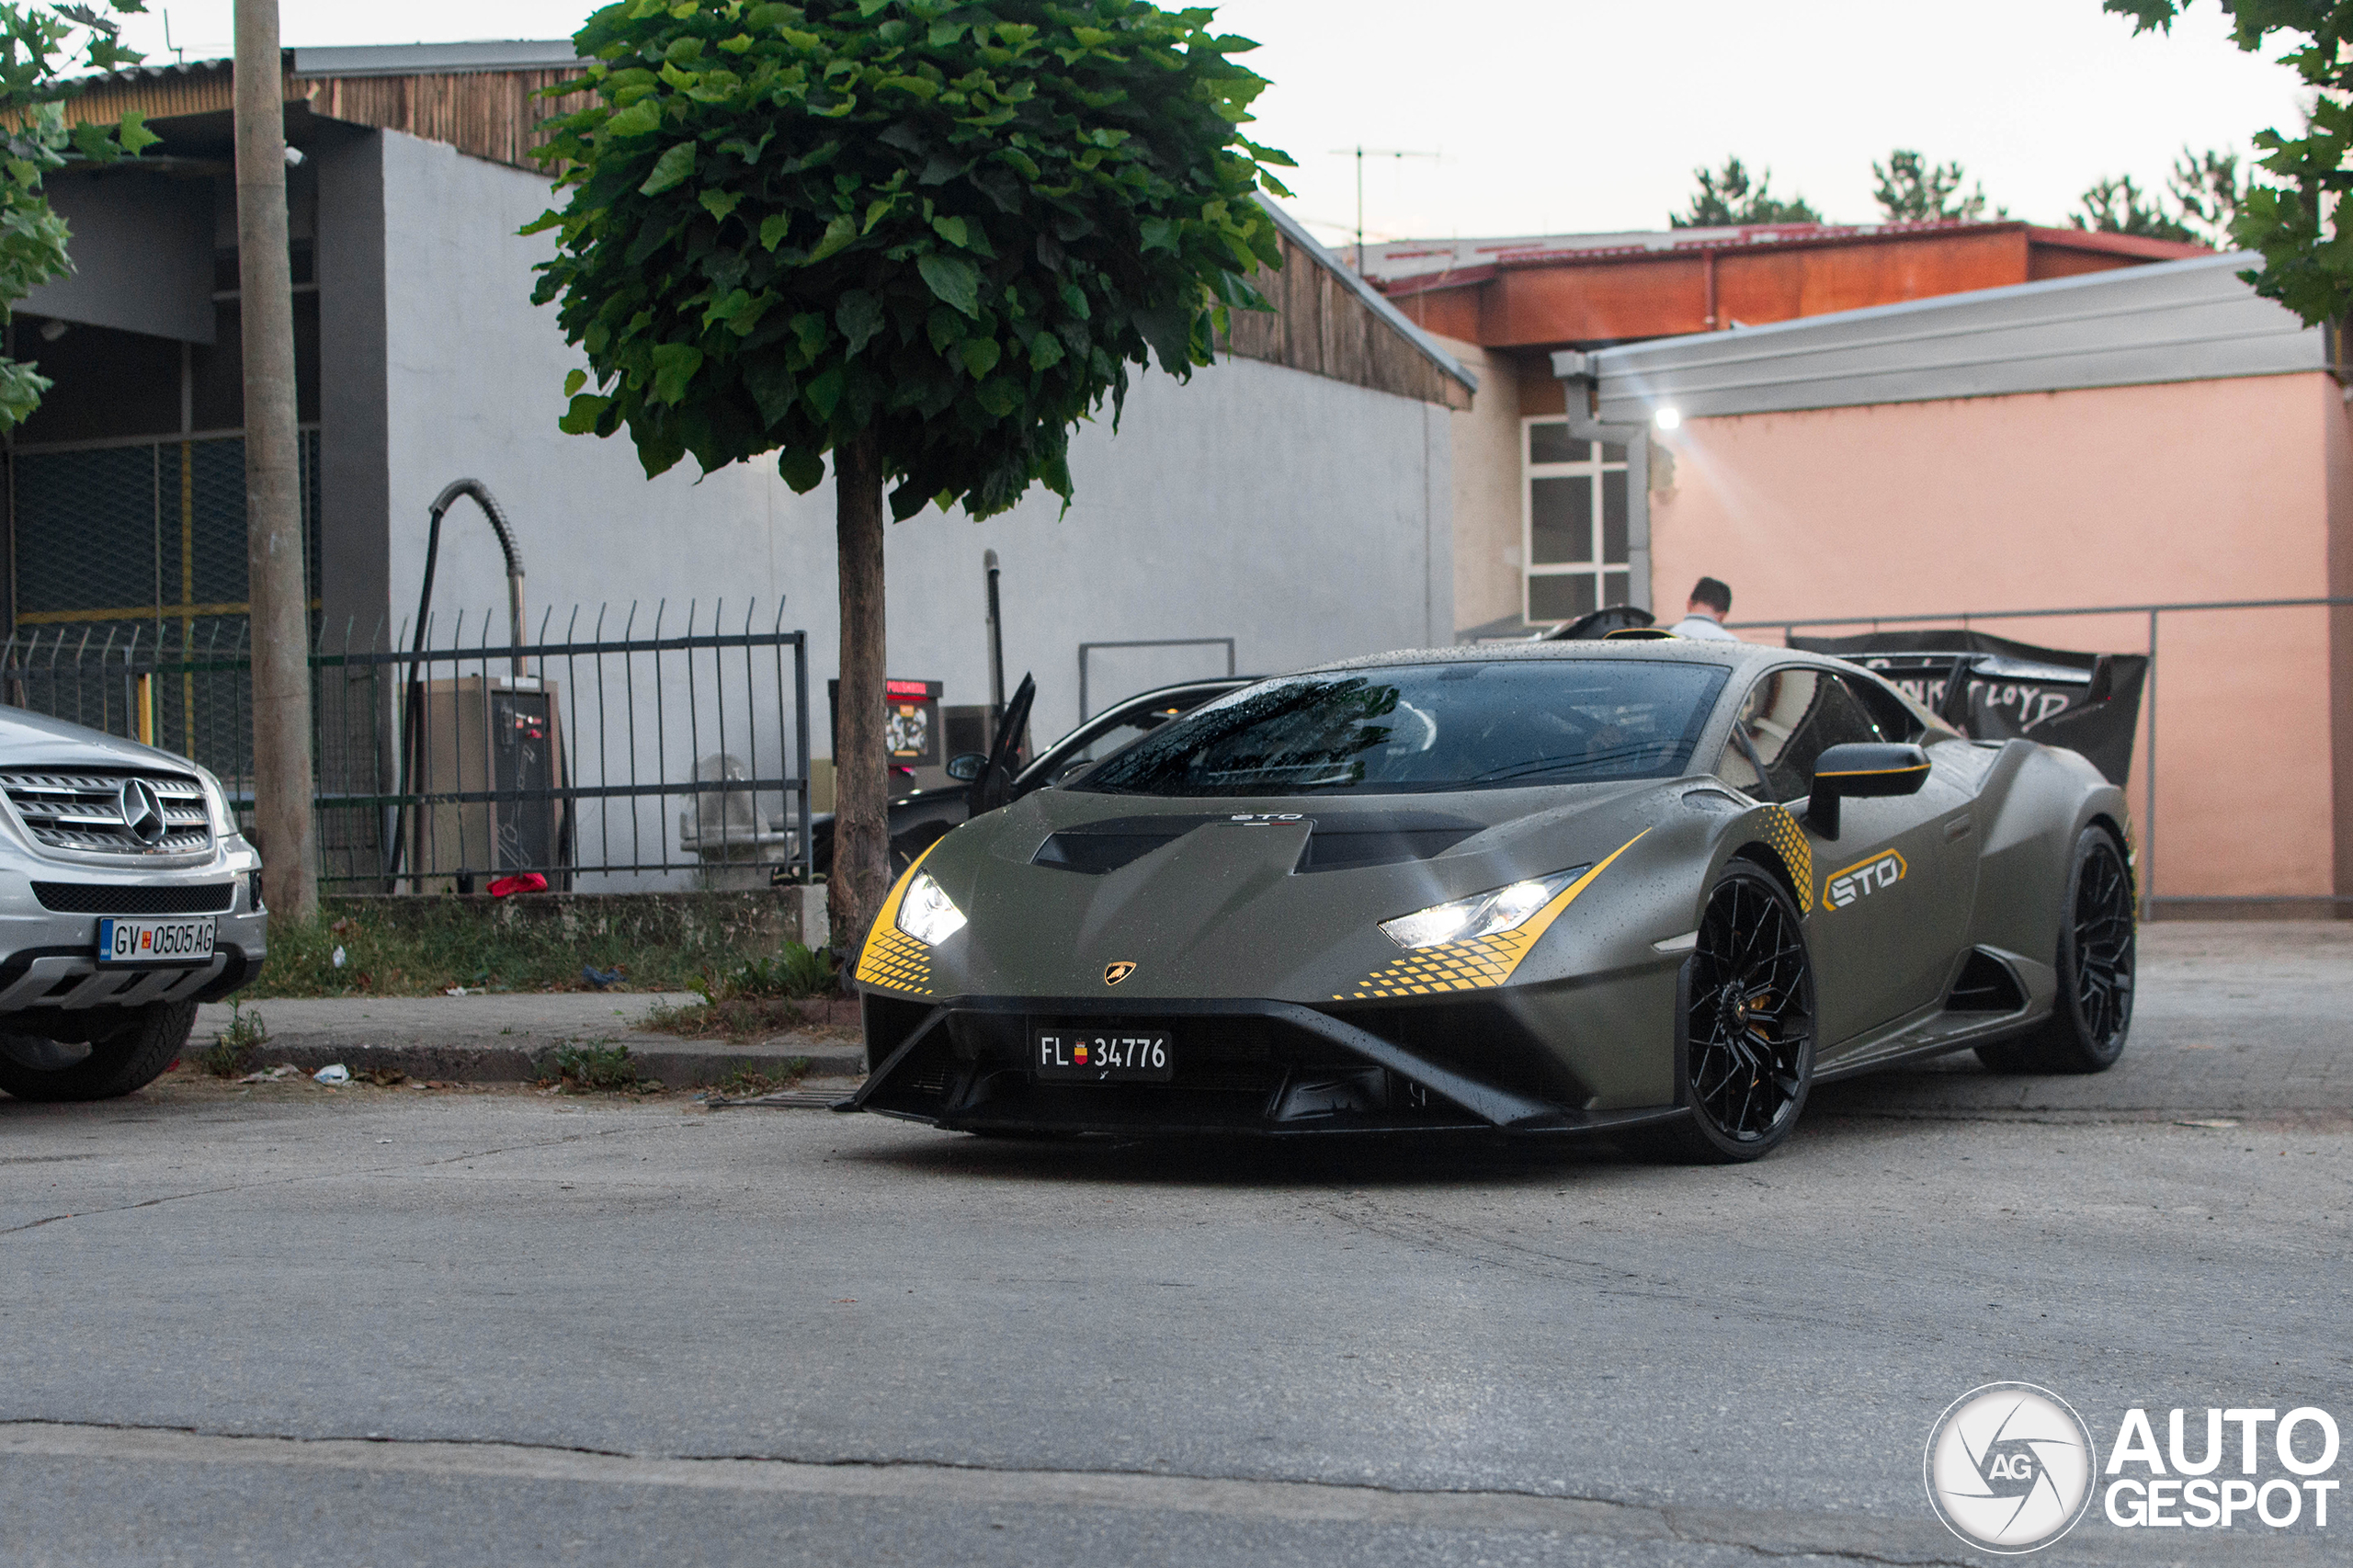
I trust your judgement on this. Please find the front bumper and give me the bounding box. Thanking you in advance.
[0,854,267,1017]
[847,991,1684,1139]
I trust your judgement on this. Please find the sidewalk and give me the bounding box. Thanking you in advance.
[192,991,866,1086]
[188,923,2353,1113]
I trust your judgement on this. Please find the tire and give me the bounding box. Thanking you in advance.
[1976,825,2135,1074]
[1641,859,1818,1164]
[0,1001,198,1102]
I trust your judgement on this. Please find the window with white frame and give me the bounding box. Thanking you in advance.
[1522,418,1631,623]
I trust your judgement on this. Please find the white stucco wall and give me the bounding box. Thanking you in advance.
[374,131,1453,885]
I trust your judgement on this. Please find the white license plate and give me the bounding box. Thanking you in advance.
[97,916,216,966]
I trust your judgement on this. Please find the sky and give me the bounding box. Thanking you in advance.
[119,1,2312,245]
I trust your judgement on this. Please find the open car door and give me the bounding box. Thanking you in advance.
[967,673,1036,819]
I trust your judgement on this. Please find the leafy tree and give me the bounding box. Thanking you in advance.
[2070,174,2195,242]
[0,2,157,427]
[2104,2,2349,323]
[528,0,1290,960]
[1670,156,1820,228]
[2168,144,2244,249]
[1870,149,1990,222]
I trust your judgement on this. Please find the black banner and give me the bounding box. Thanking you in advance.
[1788,628,2147,787]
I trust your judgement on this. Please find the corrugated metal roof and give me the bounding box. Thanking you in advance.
[1583,251,2319,421]
[1255,198,1475,392]
[290,40,584,78]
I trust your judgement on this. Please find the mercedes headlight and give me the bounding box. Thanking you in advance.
[1379,867,1588,950]
[194,765,237,836]
[896,870,967,946]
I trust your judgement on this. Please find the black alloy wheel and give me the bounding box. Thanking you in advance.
[1978,825,2135,1074]
[1647,859,1817,1164]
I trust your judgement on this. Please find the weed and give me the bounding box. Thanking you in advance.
[248,901,796,1001]
[538,1041,660,1094]
[713,1059,814,1097]
[192,1002,268,1078]
[693,942,834,1005]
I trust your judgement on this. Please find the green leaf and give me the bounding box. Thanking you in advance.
[603,98,662,139]
[1027,332,1063,370]
[960,336,1001,376]
[803,363,846,419]
[649,342,704,403]
[807,212,858,263]
[558,393,612,434]
[877,74,939,100]
[837,290,885,355]
[917,250,980,316]
[1138,216,1177,253]
[563,368,588,397]
[699,188,743,222]
[931,213,970,248]
[115,111,158,156]
[779,447,825,492]
[640,141,699,195]
[760,212,792,251]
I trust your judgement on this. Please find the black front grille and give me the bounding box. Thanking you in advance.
[31,881,236,915]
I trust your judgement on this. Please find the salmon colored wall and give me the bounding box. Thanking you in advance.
[1648,373,2343,899]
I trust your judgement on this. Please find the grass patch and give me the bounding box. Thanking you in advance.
[643,943,838,1043]
[713,1060,814,1097]
[190,1002,269,1078]
[247,901,798,1000]
[537,1041,661,1095]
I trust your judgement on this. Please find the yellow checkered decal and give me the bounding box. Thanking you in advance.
[856,924,933,994]
[1759,804,1814,914]
[1336,831,1647,1001]
[854,841,942,995]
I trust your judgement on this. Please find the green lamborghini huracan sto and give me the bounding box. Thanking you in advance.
[846,642,2135,1161]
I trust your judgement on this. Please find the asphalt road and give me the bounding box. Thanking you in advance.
[4,924,2349,1566]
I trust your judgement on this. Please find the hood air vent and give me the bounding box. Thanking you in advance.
[1033,812,1482,877]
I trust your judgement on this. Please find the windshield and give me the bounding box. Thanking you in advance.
[1074,660,1730,798]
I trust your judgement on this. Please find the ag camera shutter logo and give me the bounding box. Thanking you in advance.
[1924,1382,2097,1553]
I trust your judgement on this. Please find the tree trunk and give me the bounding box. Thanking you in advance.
[234,0,316,925]
[829,428,889,987]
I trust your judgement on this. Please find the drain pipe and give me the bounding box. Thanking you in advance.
[1552,352,1652,614]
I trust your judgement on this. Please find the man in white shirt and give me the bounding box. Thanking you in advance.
[1668,576,1740,641]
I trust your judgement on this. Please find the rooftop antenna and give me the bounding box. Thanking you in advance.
[160,7,185,63]
[1328,146,1439,273]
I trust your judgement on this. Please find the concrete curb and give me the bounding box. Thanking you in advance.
[244,1036,868,1086]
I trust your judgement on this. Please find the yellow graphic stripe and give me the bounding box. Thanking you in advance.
[1813,764,1928,779]
[1759,804,1814,915]
[854,837,947,994]
[1335,830,1650,1001]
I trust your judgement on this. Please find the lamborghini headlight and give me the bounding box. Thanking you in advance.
[1379,867,1588,950]
[896,870,967,946]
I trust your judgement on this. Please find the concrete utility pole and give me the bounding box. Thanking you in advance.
[234,0,317,922]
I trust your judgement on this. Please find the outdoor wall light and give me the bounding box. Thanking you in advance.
[1653,406,1682,431]
[37,319,65,342]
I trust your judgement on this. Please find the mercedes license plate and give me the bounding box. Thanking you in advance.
[1032,1028,1173,1083]
[97,916,216,966]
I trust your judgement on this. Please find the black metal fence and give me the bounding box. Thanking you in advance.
[0,601,813,892]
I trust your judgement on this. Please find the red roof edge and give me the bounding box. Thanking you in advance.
[2022,224,2212,260]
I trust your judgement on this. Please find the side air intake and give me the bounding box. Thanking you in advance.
[1947,948,2028,1013]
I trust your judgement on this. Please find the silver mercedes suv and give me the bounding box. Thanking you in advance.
[0,707,267,1101]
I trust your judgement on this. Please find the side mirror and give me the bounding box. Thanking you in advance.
[945,752,988,783]
[1807,743,1929,839]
